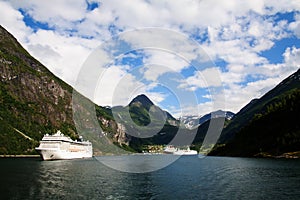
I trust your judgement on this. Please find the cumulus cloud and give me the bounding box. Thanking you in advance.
[25,29,98,84]
[94,65,139,106]
[289,13,300,38]
[0,1,32,42]
[283,46,300,68]
[141,50,189,81]
[179,67,223,90]
[1,0,300,116]
[10,0,87,30]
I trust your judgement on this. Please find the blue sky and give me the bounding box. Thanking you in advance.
[0,0,300,117]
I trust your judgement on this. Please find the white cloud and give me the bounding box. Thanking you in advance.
[94,65,141,106]
[0,1,32,42]
[1,0,300,116]
[141,50,189,81]
[25,29,98,85]
[283,46,300,68]
[179,67,223,90]
[289,13,300,38]
[264,0,300,14]
[223,76,282,112]
[141,65,172,82]
[93,64,168,107]
[95,0,299,34]
[10,0,87,30]
[120,28,201,62]
[144,92,167,105]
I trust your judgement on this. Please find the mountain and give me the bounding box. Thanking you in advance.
[123,95,234,152]
[0,25,128,155]
[0,25,77,154]
[199,110,234,125]
[219,69,300,143]
[111,94,181,151]
[180,115,201,129]
[210,69,300,157]
[128,94,178,126]
[129,94,154,110]
[180,110,234,129]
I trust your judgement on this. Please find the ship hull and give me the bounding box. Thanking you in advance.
[36,148,92,161]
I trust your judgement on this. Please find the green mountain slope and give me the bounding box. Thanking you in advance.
[122,95,230,152]
[0,25,127,155]
[0,25,78,154]
[112,94,181,152]
[128,94,178,126]
[210,69,300,157]
[219,69,300,142]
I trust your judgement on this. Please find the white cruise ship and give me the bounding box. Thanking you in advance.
[163,145,177,154]
[163,145,197,155]
[35,131,92,160]
[173,147,198,155]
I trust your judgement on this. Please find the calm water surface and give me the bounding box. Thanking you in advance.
[1,155,300,200]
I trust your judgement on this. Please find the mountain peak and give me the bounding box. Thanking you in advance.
[129,94,154,110]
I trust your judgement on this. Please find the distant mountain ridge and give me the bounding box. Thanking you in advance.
[180,110,234,129]
[199,110,234,125]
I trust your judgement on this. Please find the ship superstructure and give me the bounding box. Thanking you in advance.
[35,131,92,160]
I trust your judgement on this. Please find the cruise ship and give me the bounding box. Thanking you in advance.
[173,147,198,155]
[35,131,92,160]
[163,145,197,155]
[163,145,177,154]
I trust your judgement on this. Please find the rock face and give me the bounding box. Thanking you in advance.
[0,25,76,150]
[98,116,129,145]
[0,25,128,155]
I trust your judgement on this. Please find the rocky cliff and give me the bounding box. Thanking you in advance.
[0,25,128,155]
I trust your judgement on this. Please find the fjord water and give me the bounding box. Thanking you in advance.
[1,156,300,200]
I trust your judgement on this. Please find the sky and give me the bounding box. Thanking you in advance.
[0,0,300,118]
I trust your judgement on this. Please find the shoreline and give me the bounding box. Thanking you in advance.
[1,153,299,159]
[0,155,40,158]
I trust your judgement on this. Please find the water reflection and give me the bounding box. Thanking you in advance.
[0,158,42,199]
[38,160,74,197]
[1,156,300,199]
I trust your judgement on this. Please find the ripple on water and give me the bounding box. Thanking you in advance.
[1,156,300,199]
